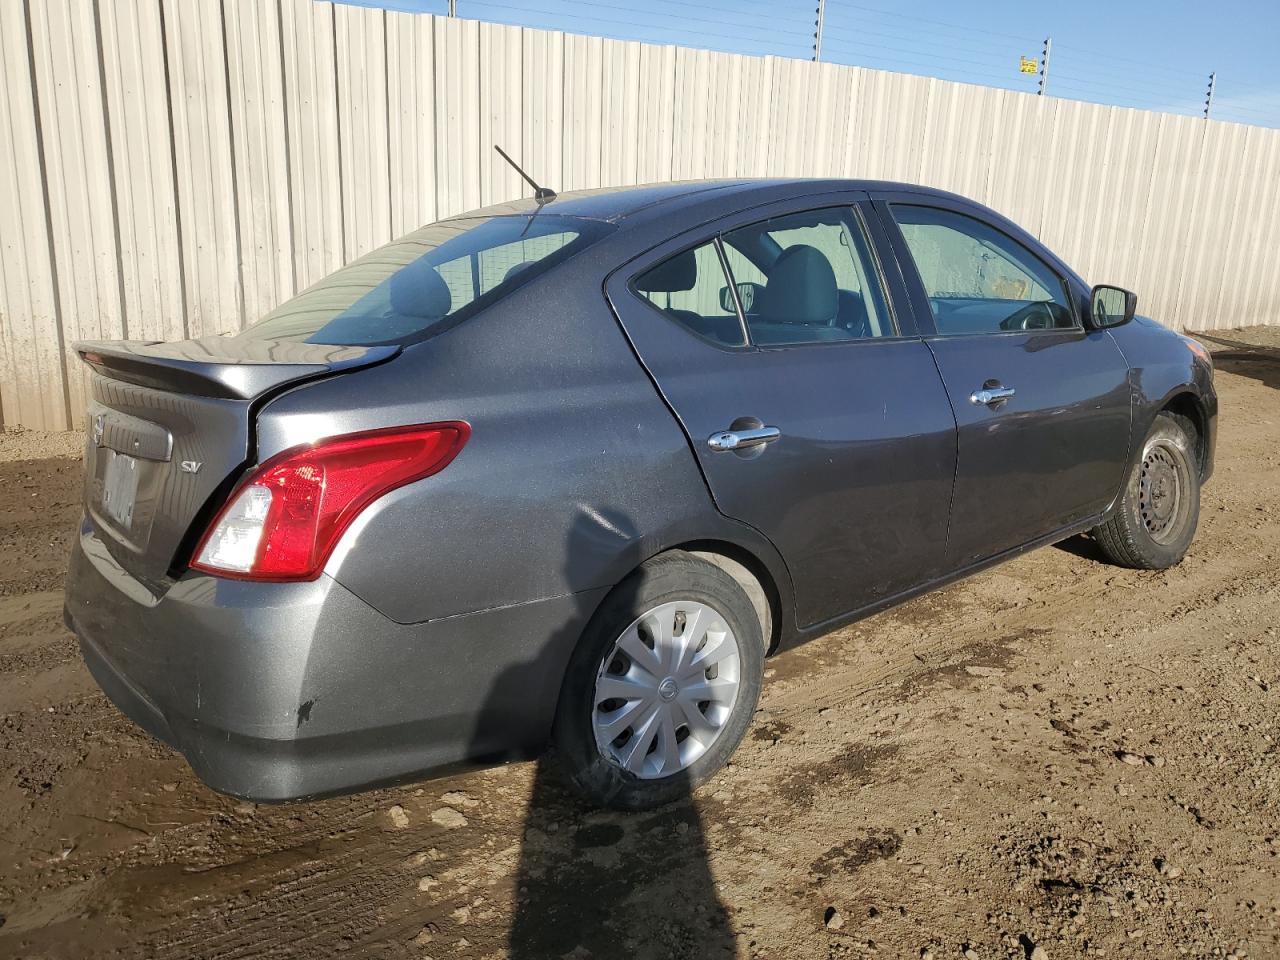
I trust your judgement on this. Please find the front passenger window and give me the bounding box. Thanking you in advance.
[893,205,1076,335]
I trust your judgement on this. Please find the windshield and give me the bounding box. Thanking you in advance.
[241,215,614,346]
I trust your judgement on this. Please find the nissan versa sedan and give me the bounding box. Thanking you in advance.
[65,179,1217,810]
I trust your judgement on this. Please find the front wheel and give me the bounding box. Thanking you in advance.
[552,551,764,810]
[1093,411,1201,569]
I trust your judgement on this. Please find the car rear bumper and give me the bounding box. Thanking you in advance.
[65,519,605,801]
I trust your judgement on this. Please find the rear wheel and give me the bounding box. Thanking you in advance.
[1093,411,1200,569]
[553,551,764,810]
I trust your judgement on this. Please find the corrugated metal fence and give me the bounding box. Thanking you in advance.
[3,0,1279,431]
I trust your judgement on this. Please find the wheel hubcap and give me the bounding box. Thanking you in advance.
[1139,439,1190,544]
[592,600,742,780]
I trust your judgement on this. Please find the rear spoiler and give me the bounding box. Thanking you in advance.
[75,337,400,400]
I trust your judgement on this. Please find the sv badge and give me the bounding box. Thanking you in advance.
[180,460,203,474]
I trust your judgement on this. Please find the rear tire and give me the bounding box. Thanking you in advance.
[552,551,764,811]
[1093,411,1200,570]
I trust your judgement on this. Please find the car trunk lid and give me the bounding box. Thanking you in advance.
[75,335,398,592]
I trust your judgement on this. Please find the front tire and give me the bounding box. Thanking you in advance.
[552,551,764,811]
[1093,411,1200,569]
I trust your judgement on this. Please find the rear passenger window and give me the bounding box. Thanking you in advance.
[633,241,746,347]
[721,207,894,345]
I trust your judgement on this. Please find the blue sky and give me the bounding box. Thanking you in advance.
[338,0,1279,128]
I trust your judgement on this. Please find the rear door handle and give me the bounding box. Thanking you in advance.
[969,385,1016,406]
[707,425,781,452]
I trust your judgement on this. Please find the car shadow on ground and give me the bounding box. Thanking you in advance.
[1053,532,1109,563]
[470,512,736,959]
[1193,332,1280,391]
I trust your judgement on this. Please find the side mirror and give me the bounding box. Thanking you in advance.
[1089,284,1137,329]
[719,282,763,314]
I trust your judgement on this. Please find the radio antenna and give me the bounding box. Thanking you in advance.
[494,145,557,205]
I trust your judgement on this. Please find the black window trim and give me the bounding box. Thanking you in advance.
[712,236,752,347]
[850,202,903,340]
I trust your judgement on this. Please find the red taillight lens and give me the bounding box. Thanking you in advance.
[191,422,469,581]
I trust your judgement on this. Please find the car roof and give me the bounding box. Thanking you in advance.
[451,178,961,226]
[459,181,750,221]
[445,177,1092,288]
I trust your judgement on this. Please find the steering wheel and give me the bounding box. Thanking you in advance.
[1000,301,1058,331]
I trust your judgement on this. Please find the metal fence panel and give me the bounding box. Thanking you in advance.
[478,21,525,208]
[280,0,344,292]
[2,0,1278,430]
[224,0,295,324]
[335,2,392,259]
[0,0,67,430]
[28,0,125,426]
[163,0,241,341]
[98,0,186,350]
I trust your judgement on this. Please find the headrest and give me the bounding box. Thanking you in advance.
[503,260,537,284]
[389,257,452,319]
[635,249,697,293]
[753,245,837,325]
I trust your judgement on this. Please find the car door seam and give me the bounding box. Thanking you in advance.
[599,285,801,619]
[920,336,962,558]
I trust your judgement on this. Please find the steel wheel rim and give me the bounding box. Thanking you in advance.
[592,600,742,780]
[1139,438,1191,544]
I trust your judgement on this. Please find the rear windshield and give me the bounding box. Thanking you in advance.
[241,214,613,346]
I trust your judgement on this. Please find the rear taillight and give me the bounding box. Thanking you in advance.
[191,422,469,581]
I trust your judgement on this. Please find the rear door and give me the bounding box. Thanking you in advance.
[607,194,957,629]
[872,194,1132,567]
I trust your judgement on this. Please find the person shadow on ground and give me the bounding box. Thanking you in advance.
[502,755,735,960]
[469,510,737,960]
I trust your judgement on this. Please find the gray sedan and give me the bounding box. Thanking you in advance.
[64,179,1217,810]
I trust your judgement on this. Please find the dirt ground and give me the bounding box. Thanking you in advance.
[1,327,1277,960]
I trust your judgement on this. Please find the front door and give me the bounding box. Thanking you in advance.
[607,198,958,629]
[877,198,1132,568]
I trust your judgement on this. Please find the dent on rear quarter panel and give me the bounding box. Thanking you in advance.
[253,252,730,625]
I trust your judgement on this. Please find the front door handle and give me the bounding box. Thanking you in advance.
[969,385,1016,406]
[707,425,781,452]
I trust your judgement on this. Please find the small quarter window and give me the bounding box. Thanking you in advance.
[633,241,746,347]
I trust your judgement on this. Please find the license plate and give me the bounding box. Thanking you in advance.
[102,450,139,530]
